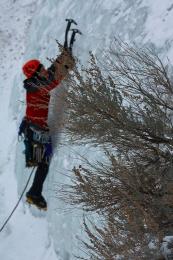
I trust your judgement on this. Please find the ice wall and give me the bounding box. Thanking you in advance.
[1,0,173,259]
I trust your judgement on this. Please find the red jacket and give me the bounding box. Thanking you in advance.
[24,64,61,129]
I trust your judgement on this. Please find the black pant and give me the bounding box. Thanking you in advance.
[28,160,49,196]
[24,126,50,196]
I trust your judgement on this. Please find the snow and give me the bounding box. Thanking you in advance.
[0,0,173,259]
[161,236,173,260]
[0,1,58,259]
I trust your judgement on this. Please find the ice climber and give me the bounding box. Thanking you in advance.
[18,51,75,210]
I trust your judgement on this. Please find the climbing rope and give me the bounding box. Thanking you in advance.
[0,167,35,233]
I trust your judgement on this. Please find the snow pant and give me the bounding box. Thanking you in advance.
[28,160,49,196]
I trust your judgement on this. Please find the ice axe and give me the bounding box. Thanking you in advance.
[64,18,77,49]
[69,29,82,53]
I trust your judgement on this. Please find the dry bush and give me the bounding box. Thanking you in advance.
[61,40,173,259]
[61,158,171,259]
[76,215,161,260]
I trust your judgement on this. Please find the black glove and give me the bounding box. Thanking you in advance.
[18,118,27,137]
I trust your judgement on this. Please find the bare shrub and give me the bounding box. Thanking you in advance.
[62,40,173,259]
[76,215,161,260]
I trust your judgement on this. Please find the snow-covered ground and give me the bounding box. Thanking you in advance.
[0,0,173,259]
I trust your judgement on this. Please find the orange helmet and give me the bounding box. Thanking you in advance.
[22,59,41,78]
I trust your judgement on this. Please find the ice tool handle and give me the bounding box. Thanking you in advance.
[69,29,82,52]
[64,18,77,49]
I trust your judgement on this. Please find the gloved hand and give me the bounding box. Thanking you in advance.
[18,117,27,137]
[54,50,75,80]
[56,50,75,71]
